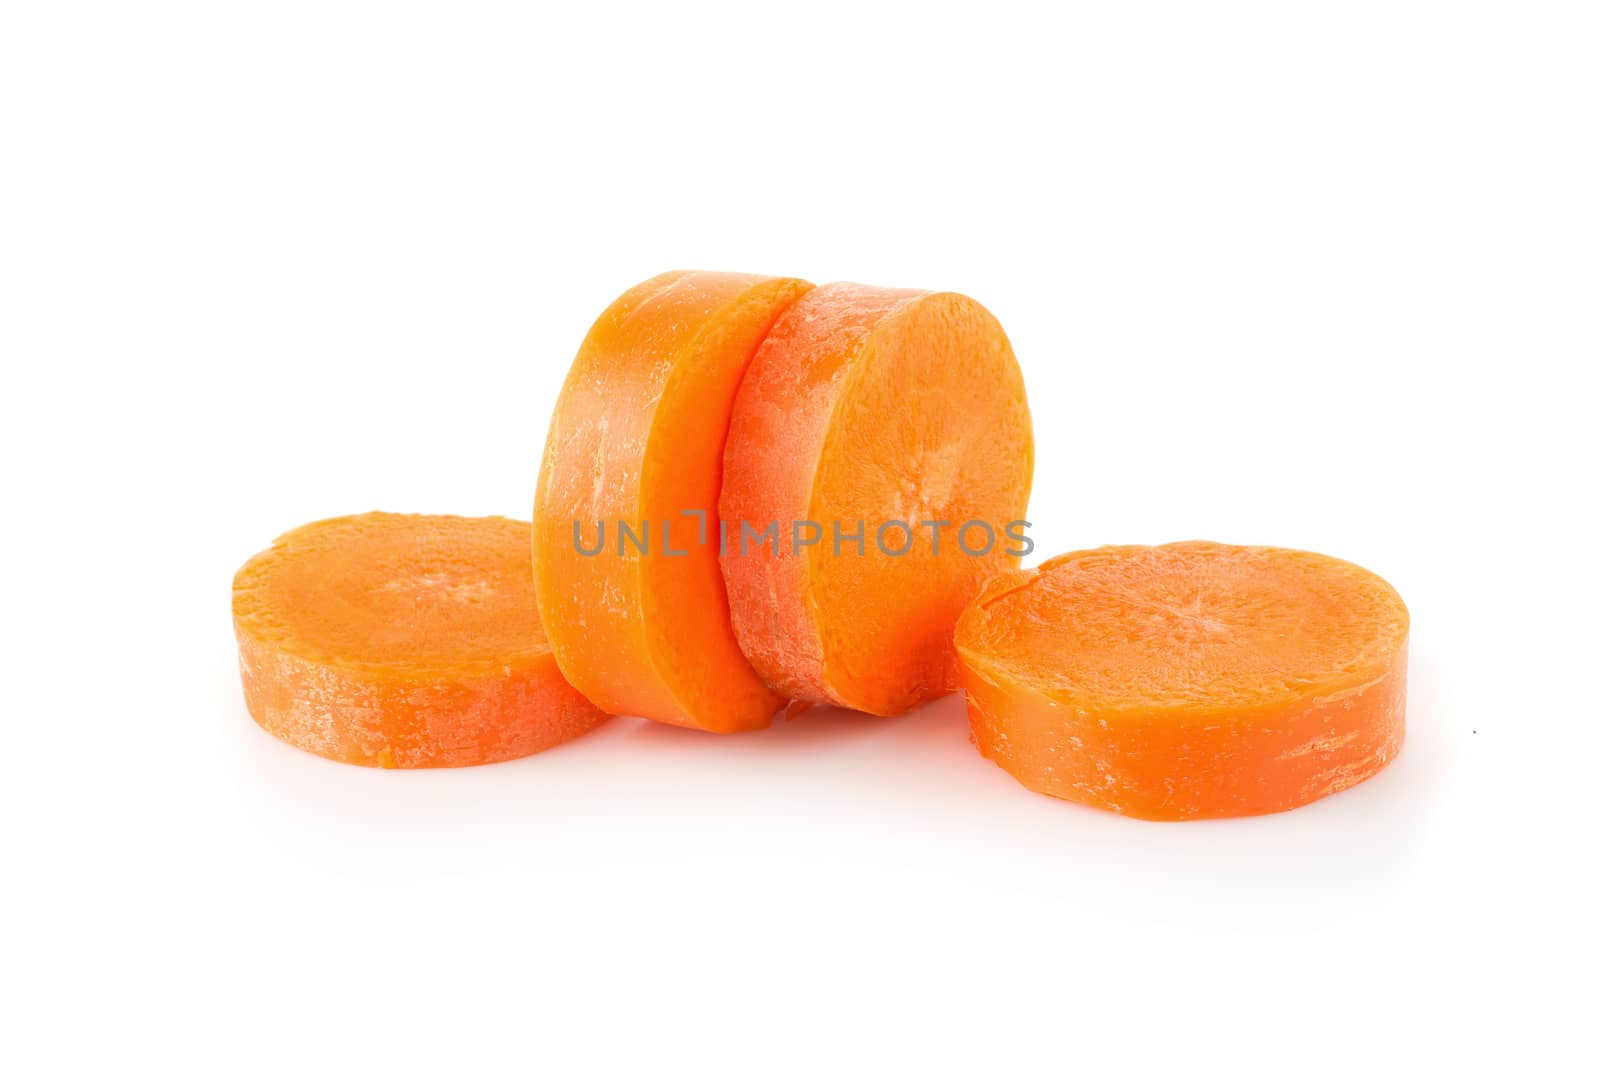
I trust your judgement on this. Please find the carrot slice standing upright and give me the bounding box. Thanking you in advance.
[720,283,1034,717]
[533,271,814,733]
[232,512,608,768]
[955,541,1409,820]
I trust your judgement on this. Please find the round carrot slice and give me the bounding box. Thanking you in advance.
[720,283,1034,717]
[533,271,814,733]
[232,513,608,768]
[955,541,1409,820]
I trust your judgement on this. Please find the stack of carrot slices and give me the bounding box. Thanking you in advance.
[232,270,1409,820]
[532,272,1034,729]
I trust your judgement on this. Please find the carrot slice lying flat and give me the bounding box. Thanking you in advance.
[533,271,814,733]
[955,541,1408,819]
[233,513,608,767]
[720,283,1034,717]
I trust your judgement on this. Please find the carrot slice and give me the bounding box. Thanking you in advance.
[232,512,608,767]
[720,283,1034,716]
[955,541,1409,819]
[533,271,814,732]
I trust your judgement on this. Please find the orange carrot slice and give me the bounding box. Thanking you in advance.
[955,541,1409,819]
[720,283,1034,716]
[533,271,814,733]
[233,512,608,767]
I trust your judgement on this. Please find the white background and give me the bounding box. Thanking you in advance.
[4,2,1597,1063]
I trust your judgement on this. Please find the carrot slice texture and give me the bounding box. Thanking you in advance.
[533,270,814,732]
[232,513,608,768]
[720,283,1034,716]
[955,541,1409,819]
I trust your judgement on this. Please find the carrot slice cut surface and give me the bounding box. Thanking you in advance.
[533,270,814,732]
[955,541,1408,819]
[720,283,1034,716]
[232,512,608,768]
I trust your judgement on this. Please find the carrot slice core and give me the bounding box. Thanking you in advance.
[955,541,1408,819]
[232,512,608,767]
